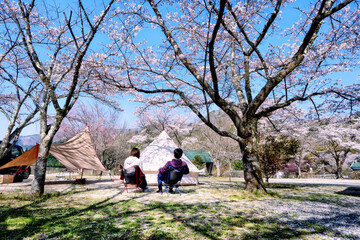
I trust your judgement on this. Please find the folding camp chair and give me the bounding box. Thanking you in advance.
[161,166,184,196]
[120,165,144,194]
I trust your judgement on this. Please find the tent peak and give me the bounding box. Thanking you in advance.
[157,131,171,140]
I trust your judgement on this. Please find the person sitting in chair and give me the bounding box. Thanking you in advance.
[122,147,149,192]
[157,148,189,193]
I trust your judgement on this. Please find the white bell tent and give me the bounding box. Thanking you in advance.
[140,131,199,185]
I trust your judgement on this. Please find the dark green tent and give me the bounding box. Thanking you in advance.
[184,150,214,175]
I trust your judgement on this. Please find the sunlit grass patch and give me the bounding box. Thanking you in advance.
[144,229,177,240]
[305,222,326,232]
[4,216,33,230]
[267,190,280,197]
[229,194,247,200]
[242,221,307,239]
[254,190,265,198]
[0,191,61,203]
[214,187,273,200]
[221,215,245,228]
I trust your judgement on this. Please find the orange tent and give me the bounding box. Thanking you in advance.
[0,144,39,169]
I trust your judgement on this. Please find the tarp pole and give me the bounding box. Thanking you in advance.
[80,168,84,179]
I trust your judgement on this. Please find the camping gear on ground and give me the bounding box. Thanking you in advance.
[160,165,184,196]
[139,131,199,185]
[0,175,14,184]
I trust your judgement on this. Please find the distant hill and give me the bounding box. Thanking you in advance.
[17,134,40,149]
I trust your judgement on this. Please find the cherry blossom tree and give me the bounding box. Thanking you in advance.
[0,69,41,160]
[0,5,41,160]
[0,83,41,159]
[136,107,175,134]
[103,0,359,192]
[3,0,116,196]
[325,83,360,116]
[135,105,194,146]
[266,109,360,178]
[127,133,149,145]
[56,101,127,171]
[309,117,360,178]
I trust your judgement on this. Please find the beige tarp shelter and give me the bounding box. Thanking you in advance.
[0,144,39,169]
[139,131,199,185]
[49,127,107,173]
[0,127,107,174]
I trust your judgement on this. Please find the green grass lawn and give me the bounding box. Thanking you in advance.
[0,178,358,239]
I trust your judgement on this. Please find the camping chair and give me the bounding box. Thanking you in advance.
[161,166,184,196]
[120,165,144,194]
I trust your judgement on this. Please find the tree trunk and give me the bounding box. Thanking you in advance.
[215,159,221,177]
[228,159,232,182]
[239,119,267,193]
[242,148,267,193]
[336,151,349,179]
[297,166,302,178]
[30,115,60,197]
[0,138,11,160]
[30,142,51,197]
[336,164,343,179]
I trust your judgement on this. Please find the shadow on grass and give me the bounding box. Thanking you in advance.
[275,186,357,208]
[336,187,360,197]
[267,183,301,189]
